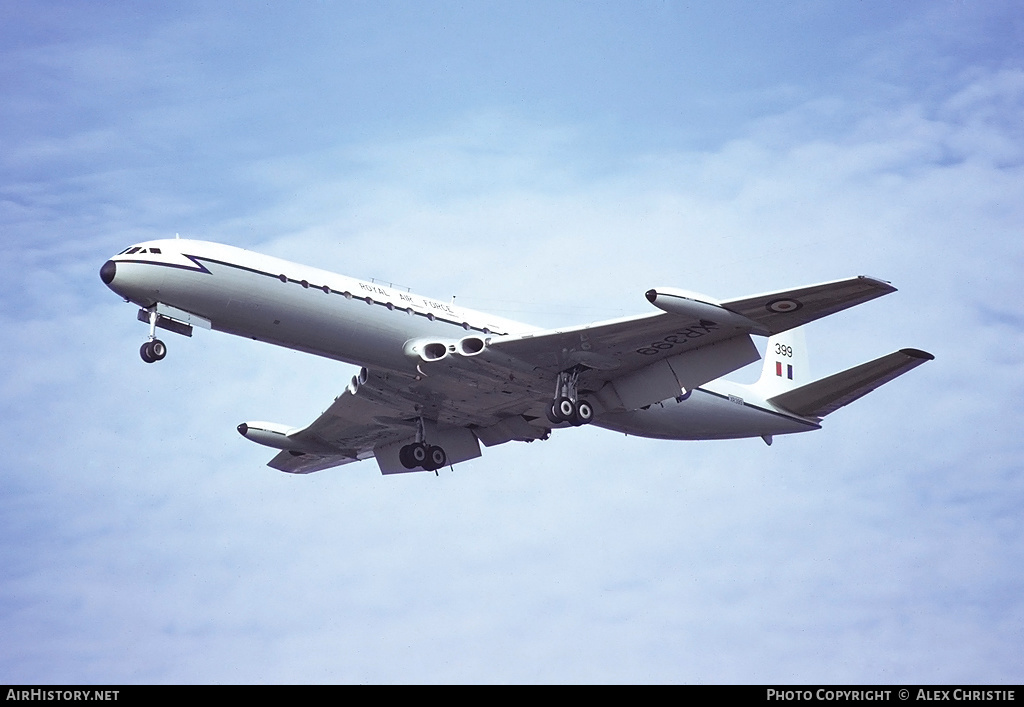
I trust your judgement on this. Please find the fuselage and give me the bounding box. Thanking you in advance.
[101,239,538,373]
[100,238,819,442]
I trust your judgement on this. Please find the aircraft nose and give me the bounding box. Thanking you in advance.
[99,260,116,285]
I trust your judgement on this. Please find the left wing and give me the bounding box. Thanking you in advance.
[262,369,418,474]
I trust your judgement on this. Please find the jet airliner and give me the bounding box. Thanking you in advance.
[100,239,932,474]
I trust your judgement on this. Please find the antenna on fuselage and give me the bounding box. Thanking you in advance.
[175,233,180,239]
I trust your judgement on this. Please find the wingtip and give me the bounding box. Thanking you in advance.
[859,275,898,293]
[899,348,935,361]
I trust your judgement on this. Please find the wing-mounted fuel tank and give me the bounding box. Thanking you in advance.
[237,421,306,451]
[645,287,769,335]
[237,421,341,454]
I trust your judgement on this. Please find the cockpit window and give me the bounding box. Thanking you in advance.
[149,247,161,254]
[125,247,141,254]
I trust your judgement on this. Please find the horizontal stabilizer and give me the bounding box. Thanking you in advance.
[768,348,933,419]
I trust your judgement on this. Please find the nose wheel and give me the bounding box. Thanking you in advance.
[139,307,168,363]
[140,339,167,363]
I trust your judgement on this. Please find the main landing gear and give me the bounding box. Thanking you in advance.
[399,418,447,473]
[139,308,167,363]
[399,441,447,472]
[545,367,595,427]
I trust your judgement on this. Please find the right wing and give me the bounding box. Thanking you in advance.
[479,275,899,412]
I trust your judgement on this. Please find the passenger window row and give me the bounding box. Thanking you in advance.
[274,272,502,336]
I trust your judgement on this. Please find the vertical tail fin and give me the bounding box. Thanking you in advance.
[753,326,809,398]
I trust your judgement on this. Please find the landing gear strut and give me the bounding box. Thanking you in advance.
[545,366,594,426]
[140,308,167,363]
[399,418,447,473]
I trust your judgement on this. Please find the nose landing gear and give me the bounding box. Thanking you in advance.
[140,339,167,363]
[140,308,167,363]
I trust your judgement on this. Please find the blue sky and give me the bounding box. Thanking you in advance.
[2,1,1023,683]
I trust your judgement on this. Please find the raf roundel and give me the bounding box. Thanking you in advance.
[766,298,803,314]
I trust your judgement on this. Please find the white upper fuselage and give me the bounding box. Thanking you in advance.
[102,238,538,373]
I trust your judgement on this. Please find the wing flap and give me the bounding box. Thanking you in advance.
[486,311,740,376]
[595,333,760,411]
[268,449,368,475]
[768,348,934,419]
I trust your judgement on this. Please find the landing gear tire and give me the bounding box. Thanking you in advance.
[547,396,594,425]
[546,403,563,425]
[571,399,594,426]
[400,442,427,469]
[424,445,447,471]
[140,339,167,363]
[400,441,445,471]
[409,442,428,466]
[399,444,416,469]
[555,396,575,421]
